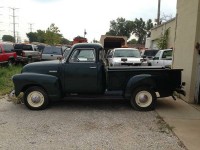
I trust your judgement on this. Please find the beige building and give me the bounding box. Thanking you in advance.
[149,0,200,104]
[150,18,176,49]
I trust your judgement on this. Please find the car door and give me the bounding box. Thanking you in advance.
[151,50,162,66]
[0,45,4,63]
[64,48,98,93]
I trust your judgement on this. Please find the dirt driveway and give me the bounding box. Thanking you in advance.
[0,97,186,150]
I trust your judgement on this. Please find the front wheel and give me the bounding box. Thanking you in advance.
[130,87,156,111]
[24,86,49,110]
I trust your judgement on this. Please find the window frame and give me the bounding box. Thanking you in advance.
[68,48,96,63]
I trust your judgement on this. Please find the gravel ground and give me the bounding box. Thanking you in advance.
[0,96,186,150]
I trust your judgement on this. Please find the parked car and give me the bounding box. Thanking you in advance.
[13,44,41,64]
[0,42,16,66]
[107,48,146,66]
[11,43,185,111]
[41,46,63,60]
[141,49,159,65]
[150,49,173,68]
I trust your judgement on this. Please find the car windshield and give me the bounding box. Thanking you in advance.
[43,46,62,55]
[22,45,33,51]
[144,50,159,57]
[3,44,14,52]
[113,49,141,58]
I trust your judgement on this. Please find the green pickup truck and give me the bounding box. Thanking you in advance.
[12,43,185,111]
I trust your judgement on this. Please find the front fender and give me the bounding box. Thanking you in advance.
[124,74,156,99]
[13,73,61,101]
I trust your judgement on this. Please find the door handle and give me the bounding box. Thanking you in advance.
[90,67,96,69]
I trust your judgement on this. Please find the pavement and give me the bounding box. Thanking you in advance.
[156,97,200,150]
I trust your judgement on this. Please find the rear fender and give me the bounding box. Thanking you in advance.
[124,74,156,99]
[13,73,61,101]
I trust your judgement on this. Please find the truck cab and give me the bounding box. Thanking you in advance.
[0,42,16,66]
[150,49,172,68]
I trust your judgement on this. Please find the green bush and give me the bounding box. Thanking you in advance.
[0,65,22,95]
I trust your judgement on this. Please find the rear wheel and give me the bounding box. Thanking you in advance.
[24,86,49,110]
[7,59,14,66]
[130,87,156,111]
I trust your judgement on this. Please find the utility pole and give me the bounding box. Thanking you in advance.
[0,7,3,41]
[9,7,19,43]
[28,23,34,32]
[157,0,161,26]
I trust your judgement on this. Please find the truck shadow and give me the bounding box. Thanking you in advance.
[50,99,133,111]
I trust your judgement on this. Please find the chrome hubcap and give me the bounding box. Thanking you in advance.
[27,91,44,108]
[135,91,153,107]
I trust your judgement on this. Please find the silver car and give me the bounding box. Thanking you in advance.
[42,46,63,60]
[107,48,146,66]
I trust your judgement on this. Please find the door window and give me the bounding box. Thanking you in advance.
[162,50,172,60]
[69,49,95,62]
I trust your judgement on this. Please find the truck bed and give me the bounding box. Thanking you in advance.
[106,66,182,93]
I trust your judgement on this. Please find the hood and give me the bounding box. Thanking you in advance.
[22,60,62,75]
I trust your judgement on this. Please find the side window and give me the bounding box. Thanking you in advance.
[69,49,96,62]
[162,50,172,59]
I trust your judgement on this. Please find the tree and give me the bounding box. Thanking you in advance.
[132,18,153,44]
[45,23,62,45]
[26,32,38,42]
[128,39,137,44]
[2,35,15,42]
[36,30,46,43]
[60,38,71,44]
[106,17,134,39]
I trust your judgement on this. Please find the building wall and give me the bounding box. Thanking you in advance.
[150,18,176,49]
[173,0,200,103]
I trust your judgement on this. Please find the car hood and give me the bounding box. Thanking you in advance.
[22,60,63,76]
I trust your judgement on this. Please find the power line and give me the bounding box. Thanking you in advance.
[9,7,19,43]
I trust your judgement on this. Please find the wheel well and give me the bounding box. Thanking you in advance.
[22,84,46,93]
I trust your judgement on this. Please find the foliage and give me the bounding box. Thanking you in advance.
[26,24,70,45]
[60,38,71,44]
[0,65,22,95]
[26,32,38,43]
[106,17,133,39]
[157,28,170,49]
[128,39,137,44]
[106,18,153,44]
[132,18,153,44]
[2,35,15,42]
[45,23,62,45]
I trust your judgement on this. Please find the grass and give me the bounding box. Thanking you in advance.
[0,65,22,96]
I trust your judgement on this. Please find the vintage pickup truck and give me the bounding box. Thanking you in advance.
[12,43,185,111]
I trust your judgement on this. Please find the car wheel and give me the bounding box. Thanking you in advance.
[130,87,156,111]
[7,59,14,66]
[24,86,49,110]
[27,57,32,64]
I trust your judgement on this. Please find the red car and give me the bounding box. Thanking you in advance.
[0,42,17,66]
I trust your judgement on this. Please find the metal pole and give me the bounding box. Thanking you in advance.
[157,0,161,26]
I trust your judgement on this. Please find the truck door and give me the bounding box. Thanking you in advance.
[64,48,98,93]
[161,50,172,67]
[151,50,161,66]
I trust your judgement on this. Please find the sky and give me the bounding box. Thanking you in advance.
[0,0,177,42]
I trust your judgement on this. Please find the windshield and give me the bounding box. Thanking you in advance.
[43,46,62,55]
[3,44,14,52]
[22,45,33,51]
[113,49,141,58]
